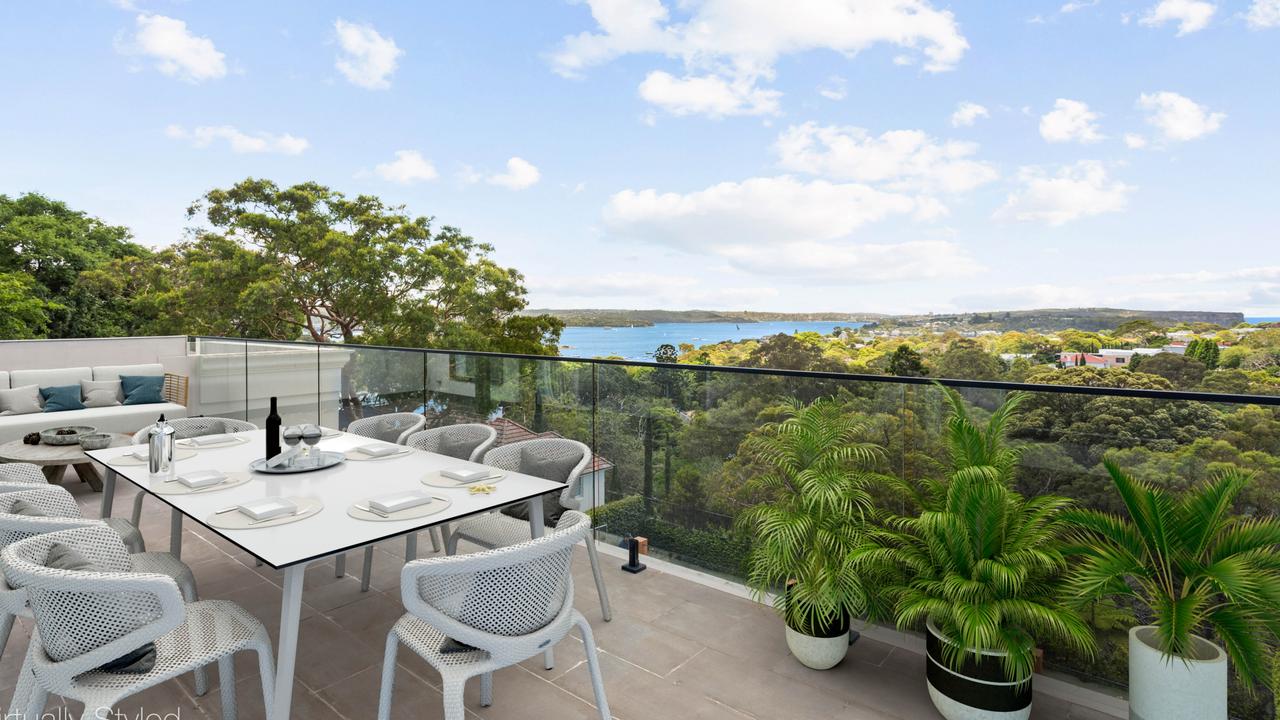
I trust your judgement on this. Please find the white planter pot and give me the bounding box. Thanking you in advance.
[925,620,1032,720]
[1128,625,1227,720]
[785,625,848,670]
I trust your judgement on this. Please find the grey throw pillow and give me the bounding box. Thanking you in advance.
[517,446,582,484]
[0,385,43,415]
[81,379,123,409]
[370,417,408,443]
[45,542,94,572]
[438,433,478,460]
[9,499,46,517]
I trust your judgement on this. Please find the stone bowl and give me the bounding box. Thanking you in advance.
[39,426,97,446]
[78,433,113,451]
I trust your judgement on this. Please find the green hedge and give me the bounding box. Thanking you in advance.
[591,495,751,577]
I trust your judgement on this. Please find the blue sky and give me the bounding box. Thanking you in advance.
[1,0,1278,315]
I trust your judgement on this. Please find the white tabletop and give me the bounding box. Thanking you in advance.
[87,429,564,568]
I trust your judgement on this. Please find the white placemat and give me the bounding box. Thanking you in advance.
[106,448,199,466]
[205,497,324,529]
[346,495,452,522]
[421,471,506,489]
[320,427,343,438]
[176,435,251,449]
[345,446,413,462]
[150,471,253,496]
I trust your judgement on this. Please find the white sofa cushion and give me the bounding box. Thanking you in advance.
[9,367,92,392]
[92,364,166,403]
[81,379,122,409]
[0,385,44,416]
[0,402,188,441]
[0,371,8,390]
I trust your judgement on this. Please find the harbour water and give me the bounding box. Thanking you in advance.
[558,321,860,360]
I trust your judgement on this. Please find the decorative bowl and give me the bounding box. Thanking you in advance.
[39,426,97,446]
[78,433,113,451]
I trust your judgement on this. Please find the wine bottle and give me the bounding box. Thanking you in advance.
[265,396,282,460]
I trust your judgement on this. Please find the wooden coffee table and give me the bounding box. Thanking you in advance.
[0,433,133,491]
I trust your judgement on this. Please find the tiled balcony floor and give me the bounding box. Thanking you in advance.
[0,475,1121,720]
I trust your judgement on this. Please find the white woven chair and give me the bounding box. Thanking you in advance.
[0,463,48,487]
[0,487,200,676]
[447,438,612,622]
[3,525,273,720]
[344,423,502,592]
[377,510,610,720]
[128,416,259,529]
[345,412,426,445]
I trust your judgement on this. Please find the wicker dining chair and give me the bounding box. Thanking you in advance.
[128,416,259,528]
[344,423,502,592]
[345,412,427,445]
[446,438,612,622]
[377,510,610,720]
[0,487,201,680]
[0,463,48,487]
[2,525,273,720]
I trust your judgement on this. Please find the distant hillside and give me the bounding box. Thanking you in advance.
[527,309,878,327]
[876,307,1245,332]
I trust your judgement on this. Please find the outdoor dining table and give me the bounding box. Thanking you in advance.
[86,428,563,720]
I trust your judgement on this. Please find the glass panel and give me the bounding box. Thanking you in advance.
[243,340,320,428]
[188,338,248,421]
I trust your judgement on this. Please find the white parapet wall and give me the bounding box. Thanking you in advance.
[191,339,352,427]
[0,336,191,374]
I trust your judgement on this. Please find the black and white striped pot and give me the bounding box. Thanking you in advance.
[925,620,1032,720]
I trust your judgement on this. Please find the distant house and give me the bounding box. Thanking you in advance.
[1058,352,1109,368]
[488,417,614,511]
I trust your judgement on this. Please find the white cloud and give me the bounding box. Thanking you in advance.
[1124,133,1148,149]
[533,272,780,307]
[1139,0,1216,35]
[1137,91,1225,142]
[374,150,438,184]
[713,239,982,282]
[950,101,989,127]
[774,123,998,194]
[818,76,847,101]
[334,19,403,90]
[1248,0,1280,28]
[551,0,969,117]
[1060,0,1101,12]
[488,157,542,190]
[638,71,780,117]
[995,161,1133,226]
[119,14,226,82]
[165,125,309,154]
[1039,99,1104,143]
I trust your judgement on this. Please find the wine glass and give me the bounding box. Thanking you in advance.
[301,424,322,467]
[281,426,302,468]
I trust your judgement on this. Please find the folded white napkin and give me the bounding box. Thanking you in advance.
[368,491,434,513]
[440,468,491,482]
[126,449,149,460]
[237,498,297,521]
[356,443,401,458]
[177,469,226,489]
[188,434,232,446]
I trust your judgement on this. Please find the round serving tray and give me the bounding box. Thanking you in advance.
[249,450,346,475]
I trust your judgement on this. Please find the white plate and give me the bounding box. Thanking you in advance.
[206,497,324,529]
[151,471,252,496]
[347,495,451,522]
[421,471,506,489]
[177,435,250,449]
[106,448,198,466]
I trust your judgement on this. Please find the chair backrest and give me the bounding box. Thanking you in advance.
[1,525,184,681]
[131,416,258,444]
[0,462,48,487]
[0,486,90,546]
[405,423,497,462]
[401,511,592,658]
[483,438,592,510]
[345,412,427,445]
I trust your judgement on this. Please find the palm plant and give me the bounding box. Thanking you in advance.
[736,397,887,636]
[1064,460,1280,689]
[865,388,1095,683]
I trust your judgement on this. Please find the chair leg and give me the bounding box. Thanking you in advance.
[577,618,612,720]
[405,533,418,563]
[445,528,460,555]
[0,612,13,662]
[255,636,276,712]
[334,553,345,577]
[442,679,467,720]
[430,525,444,553]
[377,633,399,720]
[130,490,145,527]
[7,651,41,717]
[585,538,613,622]
[361,546,375,592]
[218,654,237,720]
[194,662,210,697]
[480,671,493,707]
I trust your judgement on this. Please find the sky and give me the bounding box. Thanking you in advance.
[1,0,1278,316]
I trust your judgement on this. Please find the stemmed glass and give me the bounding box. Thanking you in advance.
[301,424,322,467]
[281,426,302,469]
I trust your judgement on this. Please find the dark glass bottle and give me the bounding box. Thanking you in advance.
[265,396,282,459]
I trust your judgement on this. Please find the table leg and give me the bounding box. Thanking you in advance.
[529,495,553,669]
[40,465,63,483]
[72,463,103,492]
[273,563,307,720]
[170,509,183,558]
[100,468,117,518]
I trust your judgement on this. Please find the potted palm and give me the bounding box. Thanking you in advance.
[736,397,886,669]
[867,389,1094,720]
[1065,461,1280,720]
